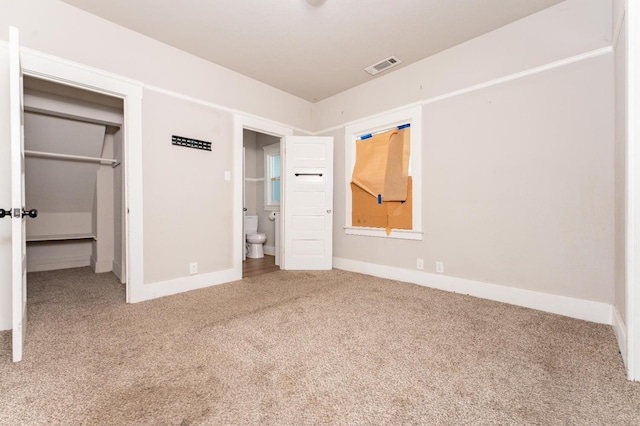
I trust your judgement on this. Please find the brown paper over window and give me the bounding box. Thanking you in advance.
[351,177,412,231]
[351,127,411,232]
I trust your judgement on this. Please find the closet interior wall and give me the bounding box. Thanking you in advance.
[22,77,124,278]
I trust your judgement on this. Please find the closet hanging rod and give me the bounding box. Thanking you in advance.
[24,150,117,165]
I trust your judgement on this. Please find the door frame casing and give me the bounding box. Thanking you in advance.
[233,114,293,276]
[18,46,144,303]
[627,0,640,382]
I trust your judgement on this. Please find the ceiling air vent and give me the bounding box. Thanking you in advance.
[364,56,402,76]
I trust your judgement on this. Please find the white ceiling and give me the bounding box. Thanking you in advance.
[60,0,565,102]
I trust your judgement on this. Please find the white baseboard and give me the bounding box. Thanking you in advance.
[27,256,90,272]
[135,268,241,303]
[264,245,276,256]
[333,257,613,325]
[613,306,628,367]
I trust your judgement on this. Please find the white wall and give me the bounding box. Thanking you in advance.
[24,89,123,126]
[91,133,114,274]
[321,0,616,307]
[141,89,235,283]
[613,0,627,324]
[27,240,92,272]
[313,0,611,132]
[25,212,93,273]
[626,0,640,380]
[24,113,106,214]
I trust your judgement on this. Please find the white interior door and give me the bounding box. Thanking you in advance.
[283,136,333,270]
[9,27,27,362]
[242,147,246,262]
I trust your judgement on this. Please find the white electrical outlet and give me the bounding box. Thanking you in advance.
[436,261,444,274]
[416,258,424,270]
[189,262,198,275]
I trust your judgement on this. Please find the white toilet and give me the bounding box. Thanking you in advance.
[245,215,267,259]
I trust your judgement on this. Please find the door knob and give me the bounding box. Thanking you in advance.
[0,208,37,218]
[327,209,332,213]
[22,209,38,218]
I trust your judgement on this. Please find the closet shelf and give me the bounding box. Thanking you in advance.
[26,233,96,242]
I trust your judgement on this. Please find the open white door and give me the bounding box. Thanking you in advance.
[242,147,246,262]
[283,136,333,270]
[9,27,28,362]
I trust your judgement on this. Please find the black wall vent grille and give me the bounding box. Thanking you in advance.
[172,135,212,151]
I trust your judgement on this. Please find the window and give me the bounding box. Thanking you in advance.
[263,143,281,210]
[345,105,422,240]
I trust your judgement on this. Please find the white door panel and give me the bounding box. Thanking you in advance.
[242,147,246,262]
[10,26,27,362]
[292,240,326,256]
[283,136,333,270]
[292,215,326,232]
[294,191,326,207]
[290,142,328,160]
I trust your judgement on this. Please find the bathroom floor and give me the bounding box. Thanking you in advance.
[243,255,280,278]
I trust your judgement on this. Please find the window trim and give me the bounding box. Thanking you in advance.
[344,105,422,240]
[263,142,281,211]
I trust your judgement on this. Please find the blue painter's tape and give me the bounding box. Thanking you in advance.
[360,133,372,140]
[377,194,382,204]
[397,123,411,130]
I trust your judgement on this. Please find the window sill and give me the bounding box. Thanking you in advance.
[344,226,423,241]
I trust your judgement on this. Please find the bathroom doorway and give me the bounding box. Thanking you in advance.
[242,129,281,277]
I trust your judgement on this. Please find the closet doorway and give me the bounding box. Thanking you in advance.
[23,76,127,286]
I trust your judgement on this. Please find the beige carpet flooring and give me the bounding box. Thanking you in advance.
[1,267,639,425]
